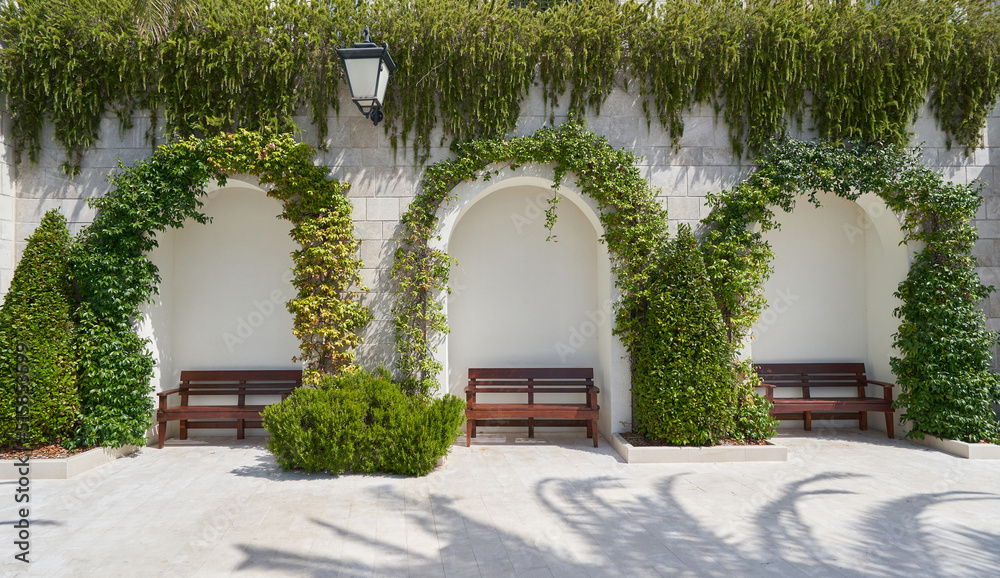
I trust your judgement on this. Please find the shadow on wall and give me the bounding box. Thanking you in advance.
[227,470,1000,576]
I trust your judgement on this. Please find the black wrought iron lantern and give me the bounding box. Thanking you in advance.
[336,27,397,126]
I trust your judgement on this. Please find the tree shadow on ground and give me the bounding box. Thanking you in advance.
[229,467,1000,576]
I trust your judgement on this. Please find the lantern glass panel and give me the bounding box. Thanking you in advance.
[343,56,382,101]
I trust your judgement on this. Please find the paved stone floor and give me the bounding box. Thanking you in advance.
[3,430,1000,577]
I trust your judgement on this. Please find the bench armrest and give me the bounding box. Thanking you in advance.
[757,382,777,389]
[157,388,184,397]
[865,380,896,389]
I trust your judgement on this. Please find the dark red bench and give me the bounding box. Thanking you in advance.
[754,362,895,438]
[465,367,600,447]
[156,370,302,448]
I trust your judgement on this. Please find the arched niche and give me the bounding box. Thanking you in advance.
[750,191,910,434]
[431,164,630,437]
[139,177,299,436]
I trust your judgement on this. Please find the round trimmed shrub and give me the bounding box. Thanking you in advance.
[262,368,465,476]
[0,210,79,447]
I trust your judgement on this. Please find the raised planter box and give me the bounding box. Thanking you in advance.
[916,434,1000,460]
[0,445,139,480]
[610,433,787,464]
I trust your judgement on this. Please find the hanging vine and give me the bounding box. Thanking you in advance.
[4,0,1000,170]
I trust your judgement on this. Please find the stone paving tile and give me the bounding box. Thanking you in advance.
[3,430,1000,577]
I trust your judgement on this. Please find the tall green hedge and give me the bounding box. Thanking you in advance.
[0,210,79,447]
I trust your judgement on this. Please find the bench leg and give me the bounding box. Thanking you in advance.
[885,412,895,439]
[158,421,166,449]
[803,411,812,431]
[237,418,245,440]
[528,417,534,438]
[592,420,598,448]
[859,411,868,431]
[466,419,473,447]
[180,420,187,440]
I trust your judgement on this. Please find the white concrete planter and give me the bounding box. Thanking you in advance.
[916,434,1000,460]
[611,433,787,464]
[0,445,139,480]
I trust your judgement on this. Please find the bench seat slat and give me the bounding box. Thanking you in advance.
[174,420,264,430]
[467,404,598,417]
[770,399,893,411]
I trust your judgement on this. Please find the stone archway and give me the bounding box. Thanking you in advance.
[430,165,630,437]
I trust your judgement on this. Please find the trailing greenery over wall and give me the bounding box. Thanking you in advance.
[0,210,79,448]
[396,120,775,443]
[702,138,1000,443]
[71,130,367,447]
[3,0,1000,170]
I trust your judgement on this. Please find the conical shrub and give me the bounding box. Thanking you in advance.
[0,210,79,447]
[631,225,739,445]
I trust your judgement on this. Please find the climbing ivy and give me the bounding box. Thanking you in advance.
[702,138,1000,443]
[4,0,1000,169]
[71,130,367,447]
[394,121,775,443]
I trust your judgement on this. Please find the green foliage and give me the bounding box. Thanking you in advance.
[890,177,1000,443]
[262,368,465,476]
[5,0,1000,168]
[72,138,217,447]
[0,210,79,447]
[71,129,368,447]
[631,226,747,445]
[703,137,1000,443]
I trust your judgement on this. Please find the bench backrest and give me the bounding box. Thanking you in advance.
[178,370,303,396]
[468,367,594,391]
[754,362,867,398]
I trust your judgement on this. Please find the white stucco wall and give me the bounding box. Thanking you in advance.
[449,185,601,387]
[0,115,14,296]
[752,193,870,362]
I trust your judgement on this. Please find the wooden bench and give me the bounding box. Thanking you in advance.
[465,368,600,447]
[754,362,896,438]
[156,370,302,448]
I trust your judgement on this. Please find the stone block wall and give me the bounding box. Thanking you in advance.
[2,85,999,370]
[0,114,14,296]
